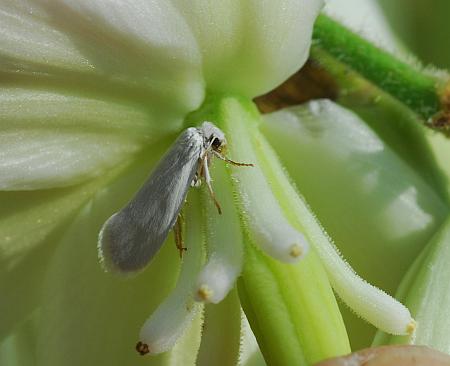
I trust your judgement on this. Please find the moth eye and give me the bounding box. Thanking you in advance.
[211,137,222,150]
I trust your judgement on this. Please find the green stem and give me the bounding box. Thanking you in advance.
[238,242,350,366]
[196,289,241,366]
[312,14,449,125]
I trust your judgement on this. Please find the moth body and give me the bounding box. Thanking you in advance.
[98,122,248,274]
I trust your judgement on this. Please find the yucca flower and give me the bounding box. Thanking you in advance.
[1,1,449,366]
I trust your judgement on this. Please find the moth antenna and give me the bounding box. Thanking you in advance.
[212,150,254,167]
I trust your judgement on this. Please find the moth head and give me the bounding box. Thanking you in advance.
[200,121,227,153]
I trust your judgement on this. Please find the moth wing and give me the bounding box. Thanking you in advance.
[98,128,202,274]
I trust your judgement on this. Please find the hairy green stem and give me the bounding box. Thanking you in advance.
[312,14,449,126]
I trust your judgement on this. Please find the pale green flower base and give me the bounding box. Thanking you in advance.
[239,244,350,365]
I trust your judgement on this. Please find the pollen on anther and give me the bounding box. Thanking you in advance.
[196,284,213,302]
[406,319,417,335]
[289,244,303,258]
[136,341,150,356]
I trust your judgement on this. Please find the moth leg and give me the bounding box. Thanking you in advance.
[191,159,204,187]
[212,150,254,167]
[202,155,222,215]
[174,214,187,258]
[201,139,214,159]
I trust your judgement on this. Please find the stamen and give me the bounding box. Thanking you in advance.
[136,341,150,356]
[331,269,414,335]
[224,99,414,335]
[250,118,416,335]
[289,244,303,258]
[195,162,244,303]
[223,108,309,263]
[197,284,214,302]
[137,192,204,355]
[407,320,417,335]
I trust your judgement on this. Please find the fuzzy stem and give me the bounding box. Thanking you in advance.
[312,14,450,128]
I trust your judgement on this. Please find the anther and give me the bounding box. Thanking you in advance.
[289,244,303,258]
[136,341,150,356]
[406,319,417,335]
[196,284,214,302]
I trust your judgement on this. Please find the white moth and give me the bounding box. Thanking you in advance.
[98,121,251,274]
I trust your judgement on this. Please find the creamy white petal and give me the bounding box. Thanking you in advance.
[0,88,170,190]
[1,0,204,118]
[34,166,184,366]
[0,0,92,72]
[222,99,309,263]
[2,0,323,102]
[1,0,324,192]
[173,0,324,97]
[52,0,203,103]
[324,0,405,56]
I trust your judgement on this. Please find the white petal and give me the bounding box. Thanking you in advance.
[222,99,309,263]
[0,152,165,349]
[1,0,204,116]
[324,0,401,54]
[0,0,92,72]
[53,0,202,92]
[195,162,243,304]
[1,0,325,191]
[34,162,183,366]
[171,0,325,97]
[0,88,169,190]
[2,0,324,121]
